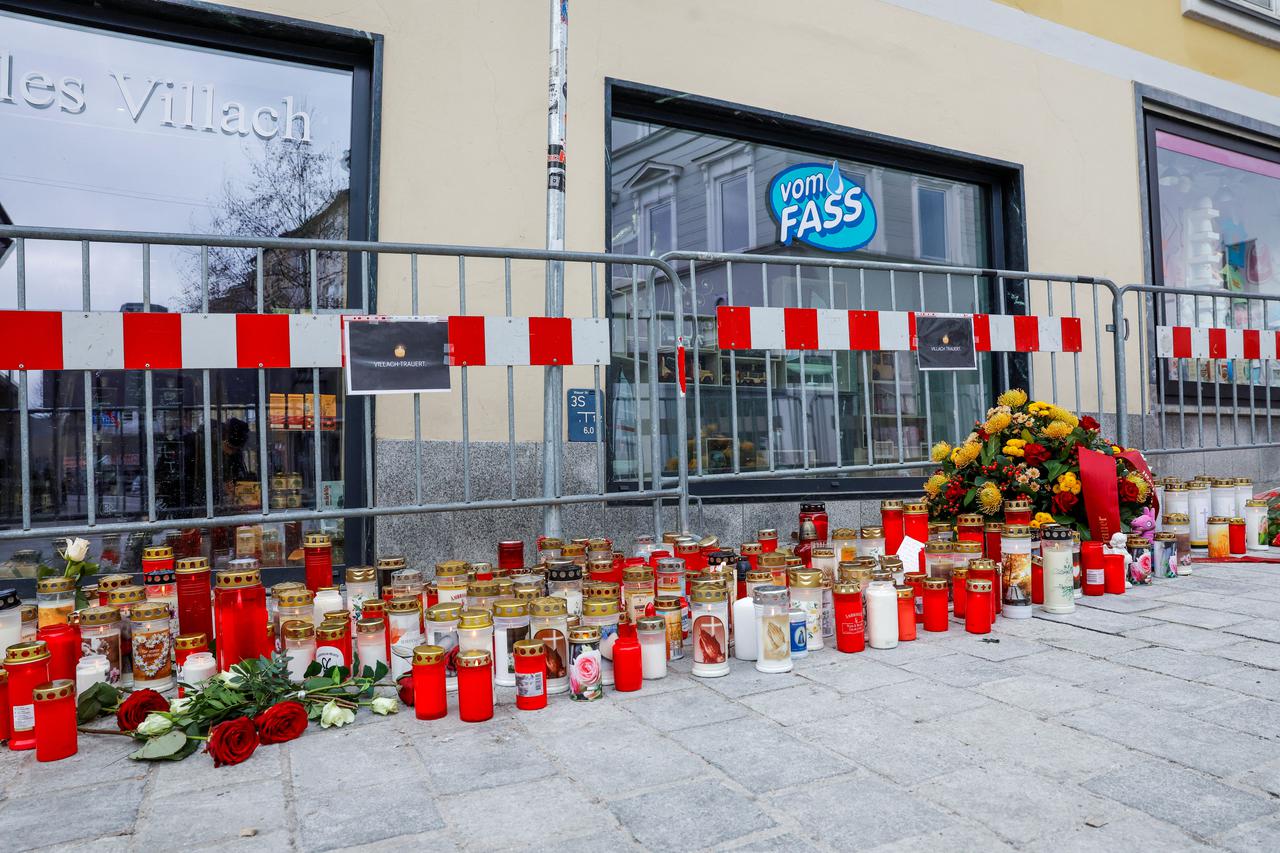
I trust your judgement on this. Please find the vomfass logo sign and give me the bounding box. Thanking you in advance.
[768,161,877,252]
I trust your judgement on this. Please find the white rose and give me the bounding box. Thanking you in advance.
[319,700,355,729]
[64,537,90,563]
[169,697,194,715]
[136,713,172,736]
[370,696,398,716]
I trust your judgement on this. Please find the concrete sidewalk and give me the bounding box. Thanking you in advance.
[6,561,1280,851]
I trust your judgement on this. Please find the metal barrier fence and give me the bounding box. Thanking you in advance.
[0,224,689,550]
[1119,282,1280,457]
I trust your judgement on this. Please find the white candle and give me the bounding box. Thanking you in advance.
[732,596,757,661]
[180,651,217,689]
[75,654,109,696]
[865,581,899,649]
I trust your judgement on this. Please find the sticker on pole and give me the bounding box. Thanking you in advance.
[915,313,977,371]
[767,161,877,253]
[344,316,451,395]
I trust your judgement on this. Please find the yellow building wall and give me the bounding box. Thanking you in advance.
[995,0,1280,97]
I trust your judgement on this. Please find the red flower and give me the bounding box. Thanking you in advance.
[206,717,259,767]
[253,701,308,745]
[116,689,169,732]
[1119,479,1140,503]
[397,673,415,707]
[1052,491,1079,514]
[1022,443,1049,467]
[1080,416,1100,432]
[976,428,990,442]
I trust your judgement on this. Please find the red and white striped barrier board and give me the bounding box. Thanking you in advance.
[1156,325,1280,360]
[715,307,1082,353]
[0,311,611,372]
[446,316,610,366]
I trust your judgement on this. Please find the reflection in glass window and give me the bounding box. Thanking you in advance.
[917,187,948,261]
[646,201,674,256]
[719,173,751,252]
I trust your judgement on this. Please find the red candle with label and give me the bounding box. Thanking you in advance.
[214,562,268,672]
[412,644,447,720]
[922,578,949,632]
[904,502,929,572]
[175,556,214,642]
[799,503,829,543]
[36,623,80,682]
[896,587,916,641]
[880,500,905,555]
[1004,498,1033,527]
[833,583,865,653]
[1031,556,1044,605]
[303,533,334,593]
[965,579,993,634]
[316,622,352,668]
[5,640,51,751]
[1229,519,1247,556]
[951,567,968,618]
[966,561,998,623]
[984,523,1004,563]
[1103,553,1126,595]
[513,639,548,709]
[456,649,494,723]
[757,529,778,553]
[956,513,984,545]
[33,679,77,762]
[0,669,9,742]
[1081,541,1104,596]
[905,572,926,624]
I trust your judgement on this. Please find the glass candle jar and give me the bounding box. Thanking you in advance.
[653,595,683,662]
[546,560,584,618]
[1103,553,1127,595]
[1163,482,1189,518]
[387,596,424,679]
[810,546,837,585]
[36,622,79,683]
[108,584,147,687]
[929,522,954,543]
[20,604,36,642]
[143,565,177,629]
[174,557,212,641]
[512,639,547,710]
[300,533,333,592]
[956,513,984,545]
[743,585,787,672]
[1188,481,1211,547]
[128,601,174,691]
[689,585,729,678]
[387,568,422,603]
[180,650,217,693]
[456,609,494,672]
[77,606,122,686]
[96,573,131,607]
[313,586,344,627]
[856,528,886,561]
[467,579,500,614]
[529,597,569,694]
[896,586,917,641]
[568,625,603,702]
[1000,525,1033,619]
[904,502,929,572]
[174,632,208,696]
[1234,478,1253,518]
[1207,516,1232,559]
[984,522,1004,563]
[787,569,823,651]
[865,580,898,650]
[537,536,564,561]
[1229,518,1247,556]
[456,649,495,722]
[1164,513,1192,573]
[1004,498,1033,527]
[75,655,109,698]
[1210,478,1237,518]
[275,589,315,650]
[966,559,998,622]
[880,499,905,554]
[282,620,316,681]
[498,539,525,571]
[921,577,949,632]
[361,599,392,663]
[581,598,620,685]
[1040,526,1075,614]
[622,565,655,622]
[344,567,379,620]
[924,541,955,585]
[965,579,993,634]
[952,542,982,585]
[758,528,779,553]
[951,566,969,618]
[561,542,588,568]
[0,588,21,654]
[33,679,77,762]
[636,616,668,679]
[356,617,389,671]
[832,582,865,653]
[315,621,351,669]
[829,529,857,564]
[36,577,75,629]
[492,599,530,688]
[1153,532,1179,578]
[412,644,447,720]
[215,560,269,671]
[788,606,808,657]
[759,553,788,588]
[434,561,470,605]
[1081,541,1105,596]
[904,572,926,624]
[6,640,51,750]
[1246,500,1270,552]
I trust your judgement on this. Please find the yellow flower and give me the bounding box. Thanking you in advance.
[1046,406,1079,428]
[1126,473,1150,503]
[1030,511,1056,529]
[930,441,952,463]
[977,482,1003,515]
[950,442,982,469]
[997,388,1028,408]
[1002,437,1026,457]
[924,474,947,497]
[1041,421,1072,440]
[1054,472,1081,495]
[983,411,1012,434]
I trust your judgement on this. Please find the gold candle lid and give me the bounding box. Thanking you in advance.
[304,533,332,548]
[215,568,262,589]
[895,585,913,599]
[130,601,170,621]
[346,567,376,584]
[568,625,601,643]
[175,556,210,574]
[413,644,446,665]
[31,679,75,702]
[78,605,121,627]
[36,576,75,594]
[739,542,762,555]
[967,578,993,593]
[387,596,422,614]
[923,577,948,590]
[457,609,493,630]
[142,546,174,560]
[377,555,408,570]
[787,569,822,589]
[1002,525,1032,538]
[4,640,50,664]
[493,599,528,618]
[355,618,384,635]
[282,620,315,640]
[277,589,315,608]
[97,573,135,590]
[513,639,545,658]
[880,499,904,510]
[316,623,348,641]
[106,584,147,605]
[456,649,492,668]
[175,632,208,650]
[529,597,567,618]
[583,597,619,616]
[832,582,862,595]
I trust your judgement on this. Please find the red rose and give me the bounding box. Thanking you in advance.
[1080,416,1100,431]
[1052,491,1079,514]
[977,428,990,442]
[116,689,169,732]
[1119,479,1140,503]
[397,674,415,706]
[253,701,308,745]
[1023,443,1049,467]
[206,716,259,767]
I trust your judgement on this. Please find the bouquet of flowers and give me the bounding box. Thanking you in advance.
[922,388,1155,538]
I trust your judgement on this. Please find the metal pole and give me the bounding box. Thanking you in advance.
[542,0,568,538]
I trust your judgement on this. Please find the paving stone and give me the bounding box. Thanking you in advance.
[331,830,461,852]
[1121,621,1243,652]
[513,828,642,852]
[975,673,1106,718]
[793,714,974,787]
[1203,666,1280,701]
[1212,639,1280,670]
[1157,590,1277,618]
[413,717,557,793]
[739,681,881,727]
[608,778,775,851]
[1082,757,1278,837]
[862,823,1017,852]
[539,718,706,796]
[916,766,1127,845]
[610,671,696,699]
[723,831,825,852]
[1232,757,1280,796]
[1216,815,1280,853]
[1037,627,1153,658]
[1014,648,1144,685]
[297,778,445,851]
[1139,603,1254,629]
[1036,607,1158,635]
[10,736,145,793]
[0,778,143,851]
[1106,645,1246,681]
[290,723,425,791]
[798,655,917,694]
[859,678,989,722]
[900,653,1020,687]
[512,693,632,735]
[437,777,616,851]
[1022,813,1214,852]
[617,683,748,731]
[1073,594,1167,613]
[768,773,953,850]
[147,743,284,799]
[941,634,1051,661]
[860,637,961,666]
[133,777,289,849]
[1092,669,1241,712]
[1224,618,1280,644]
[698,657,807,698]
[1196,696,1280,740]
[670,716,852,792]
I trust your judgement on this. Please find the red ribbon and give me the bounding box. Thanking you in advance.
[676,339,687,397]
[1079,447,1120,542]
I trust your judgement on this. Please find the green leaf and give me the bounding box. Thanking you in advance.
[303,661,323,678]
[76,698,102,725]
[303,677,332,692]
[1021,428,1034,443]
[130,730,188,761]
[372,661,388,682]
[964,487,977,507]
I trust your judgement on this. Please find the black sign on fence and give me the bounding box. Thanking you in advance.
[915,313,977,371]
[344,316,451,395]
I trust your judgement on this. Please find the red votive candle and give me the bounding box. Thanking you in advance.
[316,621,352,669]
[33,679,77,762]
[905,572,926,624]
[5,640,51,751]
[512,639,548,709]
[361,599,392,662]
[1004,498,1032,527]
[880,500,905,555]
[214,562,268,672]
[1229,519,1247,556]
[740,542,761,574]
[1031,556,1044,605]
[36,623,80,682]
[412,644,447,720]
[922,578,949,632]
[612,625,643,692]
[498,540,525,571]
[456,649,494,723]
[833,583,866,653]
[965,579,993,634]
[956,513,984,546]
[1103,553,1127,595]
[904,502,929,552]
[1081,541,1105,596]
[174,633,208,698]
[896,586,917,642]
[757,529,778,553]
[951,567,969,619]
[0,669,9,742]
[966,560,999,623]
[303,533,334,593]
[984,523,1004,563]
[175,556,214,642]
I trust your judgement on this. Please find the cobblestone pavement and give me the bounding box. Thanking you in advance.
[8,561,1280,851]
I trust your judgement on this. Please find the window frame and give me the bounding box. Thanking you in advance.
[604,80,1028,501]
[695,142,757,252]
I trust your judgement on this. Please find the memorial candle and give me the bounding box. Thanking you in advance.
[880,499,905,554]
